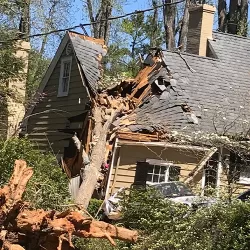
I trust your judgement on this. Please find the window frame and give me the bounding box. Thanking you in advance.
[229,152,250,185]
[146,159,180,184]
[57,56,72,97]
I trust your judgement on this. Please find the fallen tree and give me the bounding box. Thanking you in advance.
[0,160,138,250]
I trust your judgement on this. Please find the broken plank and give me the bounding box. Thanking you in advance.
[117,132,159,142]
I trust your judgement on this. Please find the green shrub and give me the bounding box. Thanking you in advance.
[88,198,104,217]
[0,138,70,210]
[119,188,250,250]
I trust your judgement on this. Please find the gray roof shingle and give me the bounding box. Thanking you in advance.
[69,33,107,93]
[133,32,250,136]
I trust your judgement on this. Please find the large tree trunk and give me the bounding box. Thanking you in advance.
[75,106,119,208]
[150,0,160,48]
[0,160,138,250]
[228,0,248,36]
[237,0,248,36]
[228,0,239,35]
[163,0,176,50]
[178,0,190,51]
[218,0,227,32]
[18,0,30,40]
[86,0,113,45]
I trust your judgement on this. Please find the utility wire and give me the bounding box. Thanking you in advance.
[0,0,185,43]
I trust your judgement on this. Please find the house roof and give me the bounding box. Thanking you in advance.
[127,31,250,136]
[69,32,107,94]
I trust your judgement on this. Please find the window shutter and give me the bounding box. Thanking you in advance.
[133,161,150,186]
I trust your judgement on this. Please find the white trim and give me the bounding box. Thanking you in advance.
[216,148,223,197]
[238,177,250,185]
[105,138,119,199]
[201,168,206,196]
[118,140,209,152]
[184,147,217,184]
[57,56,72,97]
[22,32,71,127]
[146,159,173,166]
[146,159,176,184]
[165,166,170,182]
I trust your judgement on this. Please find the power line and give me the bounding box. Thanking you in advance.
[0,0,185,43]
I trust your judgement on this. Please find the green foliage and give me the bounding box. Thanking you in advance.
[0,138,70,210]
[74,238,120,250]
[88,198,103,217]
[26,49,51,99]
[81,188,250,250]
[120,188,250,250]
[0,30,25,85]
[104,2,164,80]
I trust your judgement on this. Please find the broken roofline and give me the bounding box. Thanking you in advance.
[96,49,201,139]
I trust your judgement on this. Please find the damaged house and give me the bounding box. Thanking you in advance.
[23,4,250,200]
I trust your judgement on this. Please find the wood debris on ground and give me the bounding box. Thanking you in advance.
[0,160,138,250]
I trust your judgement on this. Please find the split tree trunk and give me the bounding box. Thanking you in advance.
[0,160,138,250]
[75,106,119,208]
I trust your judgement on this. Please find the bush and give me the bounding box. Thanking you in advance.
[88,198,104,217]
[0,138,70,210]
[119,188,250,250]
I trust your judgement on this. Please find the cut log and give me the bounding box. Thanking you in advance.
[0,160,138,250]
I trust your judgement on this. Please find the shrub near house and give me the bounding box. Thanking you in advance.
[79,188,250,250]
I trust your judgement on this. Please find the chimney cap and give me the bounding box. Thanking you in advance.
[189,4,216,14]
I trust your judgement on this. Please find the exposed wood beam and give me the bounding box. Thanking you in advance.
[184,147,218,184]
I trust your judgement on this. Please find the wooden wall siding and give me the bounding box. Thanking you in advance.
[27,43,89,157]
[108,144,203,195]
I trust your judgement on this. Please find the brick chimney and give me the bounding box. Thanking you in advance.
[7,40,30,138]
[186,4,216,56]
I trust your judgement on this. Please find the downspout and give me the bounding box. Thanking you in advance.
[201,168,206,196]
[216,147,223,197]
[105,138,119,199]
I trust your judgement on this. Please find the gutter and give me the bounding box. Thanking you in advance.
[118,140,210,152]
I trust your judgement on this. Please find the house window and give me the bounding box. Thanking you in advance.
[58,56,72,97]
[229,152,250,184]
[239,166,250,184]
[146,159,180,184]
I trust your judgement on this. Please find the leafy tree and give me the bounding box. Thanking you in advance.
[219,0,248,36]
[26,49,50,100]
[109,4,164,77]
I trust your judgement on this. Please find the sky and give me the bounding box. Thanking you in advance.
[42,0,249,57]
[70,0,151,34]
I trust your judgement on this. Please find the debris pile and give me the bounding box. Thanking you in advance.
[0,160,138,250]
